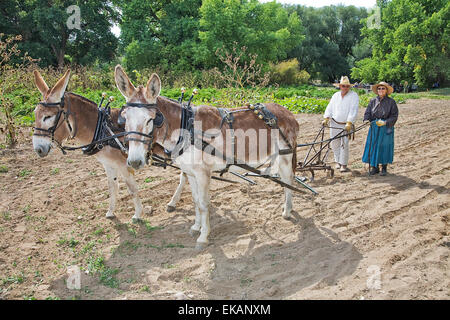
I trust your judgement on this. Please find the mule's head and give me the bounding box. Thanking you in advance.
[32,69,71,157]
[114,65,161,170]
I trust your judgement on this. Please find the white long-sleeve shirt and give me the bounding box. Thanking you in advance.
[323,90,359,123]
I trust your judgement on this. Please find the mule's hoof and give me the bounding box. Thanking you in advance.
[106,213,115,219]
[195,242,208,251]
[189,228,200,237]
[131,217,142,224]
[167,205,176,213]
[282,214,292,221]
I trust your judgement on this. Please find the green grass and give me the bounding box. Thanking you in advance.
[143,220,164,232]
[17,169,32,178]
[81,240,97,254]
[2,273,25,285]
[144,177,157,183]
[57,237,79,248]
[93,227,104,236]
[163,243,185,249]
[117,240,142,254]
[2,211,11,220]
[428,88,450,96]
[140,285,150,293]
[0,165,8,173]
[87,255,120,288]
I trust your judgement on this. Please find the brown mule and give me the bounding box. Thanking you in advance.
[32,69,144,221]
[114,65,300,249]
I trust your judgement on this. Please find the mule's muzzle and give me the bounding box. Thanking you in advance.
[127,158,143,170]
[34,144,51,157]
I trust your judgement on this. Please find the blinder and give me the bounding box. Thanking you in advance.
[118,106,126,125]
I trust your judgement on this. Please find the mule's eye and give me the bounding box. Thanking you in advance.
[43,116,52,121]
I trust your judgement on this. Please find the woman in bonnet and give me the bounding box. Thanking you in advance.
[362,82,399,176]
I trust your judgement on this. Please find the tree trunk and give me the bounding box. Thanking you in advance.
[51,28,67,70]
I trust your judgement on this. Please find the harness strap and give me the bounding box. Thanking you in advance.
[196,138,304,193]
[218,108,237,173]
[33,94,74,154]
[247,103,294,150]
[164,103,195,159]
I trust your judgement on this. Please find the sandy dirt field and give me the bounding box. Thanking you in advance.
[0,98,448,300]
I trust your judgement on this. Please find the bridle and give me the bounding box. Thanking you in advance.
[119,102,166,164]
[33,94,76,154]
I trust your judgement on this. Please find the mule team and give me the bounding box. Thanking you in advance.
[32,68,398,249]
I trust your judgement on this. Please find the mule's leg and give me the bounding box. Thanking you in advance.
[103,165,119,219]
[193,170,211,250]
[278,154,294,220]
[119,167,143,222]
[167,172,187,212]
[186,174,201,237]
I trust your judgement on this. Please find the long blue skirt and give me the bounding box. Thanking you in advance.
[362,120,394,167]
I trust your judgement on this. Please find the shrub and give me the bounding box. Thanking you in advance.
[269,58,310,86]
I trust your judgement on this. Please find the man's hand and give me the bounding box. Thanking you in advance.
[322,118,330,126]
[344,121,352,132]
[376,120,386,127]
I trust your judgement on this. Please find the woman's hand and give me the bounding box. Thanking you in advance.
[376,120,386,127]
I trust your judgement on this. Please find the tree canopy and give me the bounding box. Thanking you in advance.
[351,0,450,86]
[0,0,448,87]
[286,5,368,82]
[198,0,303,68]
[0,0,119,68]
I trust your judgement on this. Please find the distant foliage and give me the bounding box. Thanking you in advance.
[286,5,368,83]
[0,1,119,69]
[0,34,38,146]
[269,59,310,86]
[351,0,450,86]
[199,0,303,68]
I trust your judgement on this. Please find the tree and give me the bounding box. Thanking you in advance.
[352,0,450,87]
[287,5,367,83]
[0,0,119,68]
[198,0,303,69]
[118,0,203,72]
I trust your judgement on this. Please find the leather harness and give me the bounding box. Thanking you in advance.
[33,94,75,154]
[120,99,295,174]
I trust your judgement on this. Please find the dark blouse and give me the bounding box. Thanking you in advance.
[364,96,399,128]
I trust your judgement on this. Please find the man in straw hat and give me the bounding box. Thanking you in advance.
[362,81,399,176]
[322,76,359,172]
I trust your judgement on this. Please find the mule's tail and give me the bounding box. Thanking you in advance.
[292,144,297,175]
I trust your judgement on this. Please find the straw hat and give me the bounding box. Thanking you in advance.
[333,76,354,88]
[372,81,394,95]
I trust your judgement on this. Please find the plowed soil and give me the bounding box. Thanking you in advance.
[0,98,448,300]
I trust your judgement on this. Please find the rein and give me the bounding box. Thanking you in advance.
[297,122,369,148]
[34,93,128,155]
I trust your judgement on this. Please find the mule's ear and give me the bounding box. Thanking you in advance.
[115,65,136,99]
[49,69,71,100]
[145,73,161,101]
[33,70,49,96]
